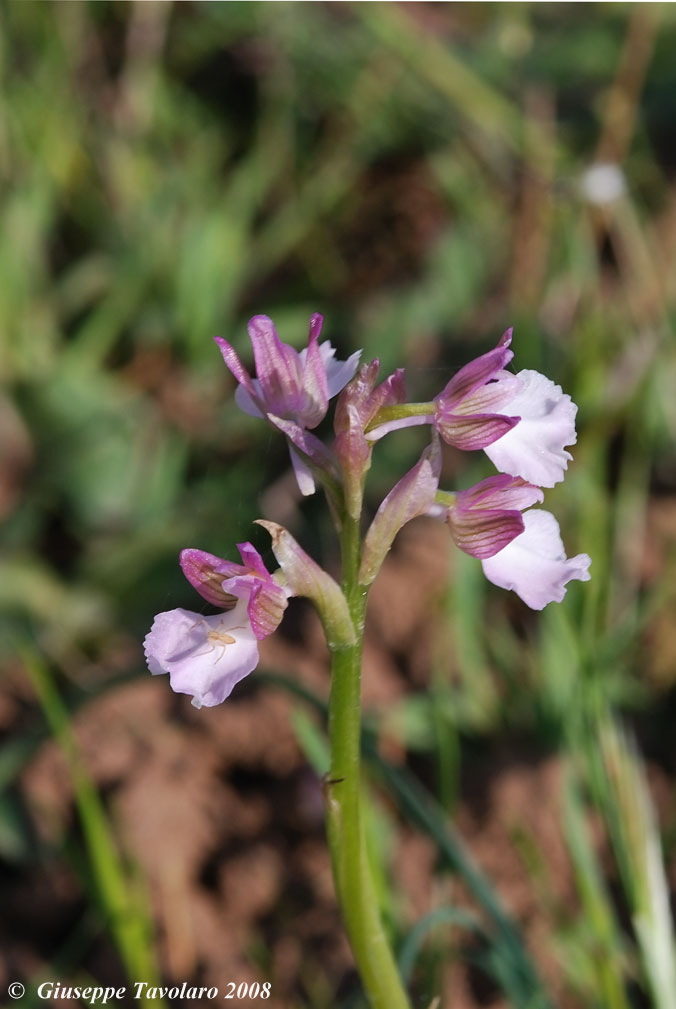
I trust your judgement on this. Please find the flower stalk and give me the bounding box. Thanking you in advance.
[326,510,412,1009]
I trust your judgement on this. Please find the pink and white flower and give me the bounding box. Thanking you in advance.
[144,543,288,708]
[215,314,361,494]
[442,473,590,608]
[367,329,578,489]
[435,332,578,486]
[144,603,261,708]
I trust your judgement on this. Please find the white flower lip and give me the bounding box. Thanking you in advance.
[483,370,578,488]
[144,603,260,708]
[481,509,591,609]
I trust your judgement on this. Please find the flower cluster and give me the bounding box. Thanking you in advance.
[362,327,590,608]
[145,314,590,705]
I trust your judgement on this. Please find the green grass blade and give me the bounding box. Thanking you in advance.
[597,719,676,1009]
[366,747,555,1009]
[562,763,631,1009]
[20,645,163,1001]
[398,906,482,984]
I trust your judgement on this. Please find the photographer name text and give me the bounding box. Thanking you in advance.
[35,981,271,1003]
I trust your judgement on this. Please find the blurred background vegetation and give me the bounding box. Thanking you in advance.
[2,2,676,1008]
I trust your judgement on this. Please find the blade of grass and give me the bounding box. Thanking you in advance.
[367,748,555,1009]
[398,906,481,984]
[353,2,533,160]
[595,718,676,1009]
[562,762,631,1009]
[20,644,163,1003]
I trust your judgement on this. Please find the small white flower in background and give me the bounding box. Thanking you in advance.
[580,162,626,205]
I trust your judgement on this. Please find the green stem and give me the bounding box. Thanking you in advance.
[326,513,412,1009]
[366,401,436,433]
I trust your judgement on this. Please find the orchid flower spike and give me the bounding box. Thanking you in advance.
[442,474,591,608]
[215,314,361,494]
[144,543,289,708]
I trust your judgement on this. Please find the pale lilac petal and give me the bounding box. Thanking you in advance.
[234,382,265,419]
[484,370,578,487]
[481,510,591,609]
[289,445,316,496]
[144,604,260,707]
[323,347,362,398]
[300,340,361,396]
[305,338,361,399]
[298,338,331,367]
[268,414,337,495]
[300,325,331,428]
[295,344,354,428]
